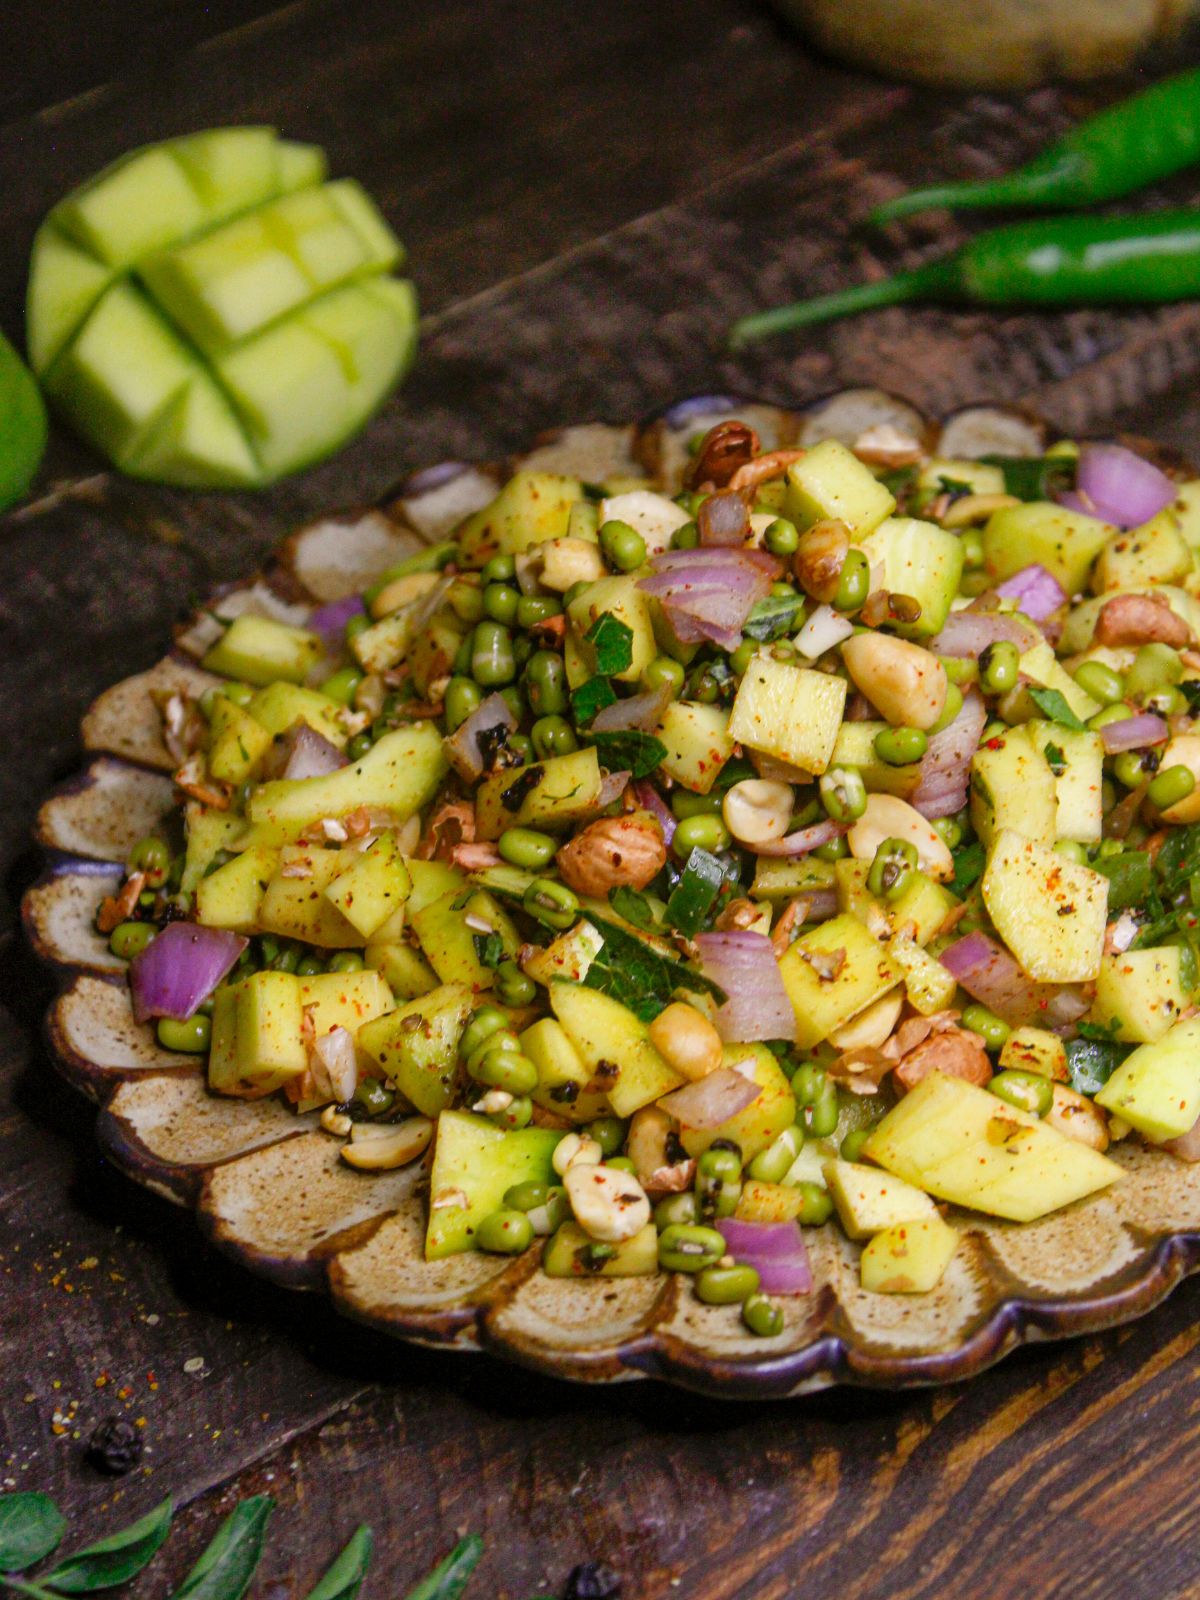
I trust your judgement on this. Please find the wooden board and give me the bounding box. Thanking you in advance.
[4,2,1200,1594]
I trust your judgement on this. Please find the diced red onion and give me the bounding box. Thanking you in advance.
[911,689,987,820]
[594,769,632,809]
[804,889,839,922]
[698,490,751,546]
[932,609,1039,657]
[443,692,516,782]
[591,681,674,734]
[130,922,247,1024]
[1100,713,1169,754]
[939,932,1089,1032]
[639,548,778,651]
[646,548,781,576]
[717,1218,812,1296]
[307,594,364,642]
[1067,444,1176,530]
[992,564,1067,622]
[1164,1110,1200,1162]
[696,930,797,1044]
[633,780,675,845]
[751,819,846,859]
[795,604,855,660]
[274,722,348,781]
[658,1069,761,1128]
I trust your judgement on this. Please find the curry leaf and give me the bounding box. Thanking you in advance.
[589,730,666,779]
[402,1536,484,1600]
[1027,687,1086,731]
[303,1526,372,1600]
[41,1498,173,1593]
[583,614,633,676]
[0,1495,66,1573]
[168,1496,273,1600]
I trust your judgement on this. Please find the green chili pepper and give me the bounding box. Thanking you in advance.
[730,210,1200,346]
[870,67,1200,225]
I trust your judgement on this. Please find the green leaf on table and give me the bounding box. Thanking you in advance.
[42,1497,173,1593]
[0,1494,66,1572]
[571,676,618,727]
[583,913,726,1022]
[169,1496,274,1600]
[403,1535,484,1600]
[583,614,633,676]
[589,730,666,779]
[303,1526,373,1600]
[1027,687,1085,731]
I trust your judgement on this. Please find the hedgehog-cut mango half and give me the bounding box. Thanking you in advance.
[27,126,417,488]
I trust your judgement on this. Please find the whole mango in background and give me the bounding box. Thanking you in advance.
[27,127,417,489]
[0,328,47,511]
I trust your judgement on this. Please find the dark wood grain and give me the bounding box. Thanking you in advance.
[6,3,1200,1596]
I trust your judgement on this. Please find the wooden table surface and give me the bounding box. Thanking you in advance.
[6,4,1200,1596]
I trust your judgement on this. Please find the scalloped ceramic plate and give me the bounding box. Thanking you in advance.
[25,390,1200,1398]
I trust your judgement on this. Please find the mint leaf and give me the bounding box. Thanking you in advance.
[584,614,633,676]
[571,676,618,726]
[742,592,805,642]
[608,885,658,930]
[589,730,666,779]
[583,914,726,1021]
[1066,1037,1128,1096]
[0,1493,65,1572]
[42,1498,173,1593]
[1028,687,1086,731]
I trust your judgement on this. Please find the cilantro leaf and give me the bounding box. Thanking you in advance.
[589,730,667,779]
[1028,687,1086,731]
[571,676,618,727]
[584,614,633,676]
[583,913,726,1021]
[1179,680,1200,714]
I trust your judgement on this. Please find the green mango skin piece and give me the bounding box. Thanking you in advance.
[0,328,48,511]
[26,126,415,490]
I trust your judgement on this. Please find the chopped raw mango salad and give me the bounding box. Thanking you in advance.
[105,418,1200,1321]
